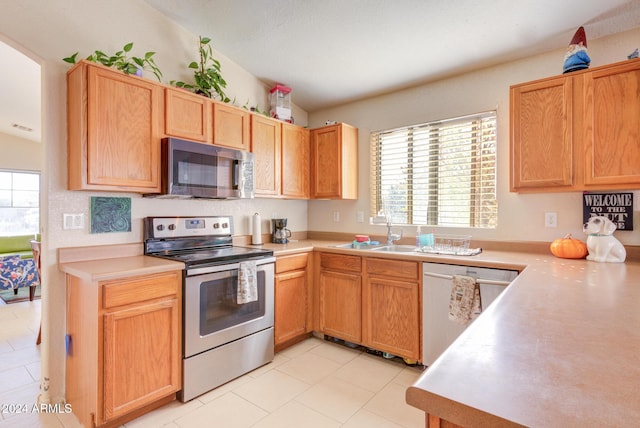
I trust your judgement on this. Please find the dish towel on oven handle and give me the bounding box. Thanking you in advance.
[448,274,482,324]
[237,260,258,304]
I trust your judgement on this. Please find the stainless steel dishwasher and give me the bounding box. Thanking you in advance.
[422,262,518,366]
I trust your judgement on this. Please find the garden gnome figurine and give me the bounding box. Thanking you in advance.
[563,26,590,73]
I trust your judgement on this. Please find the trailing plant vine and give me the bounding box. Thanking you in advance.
[171,36,230,102]
[63,42,163,81]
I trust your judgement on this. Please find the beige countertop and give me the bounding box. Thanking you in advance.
[400,250,640,427]
[59,253,185,282]
[269,240,640,427]
[58,239,640,426]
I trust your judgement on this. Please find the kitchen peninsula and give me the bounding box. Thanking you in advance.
[260,240,640,427]
[401,252,640,427]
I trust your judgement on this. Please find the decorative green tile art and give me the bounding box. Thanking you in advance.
[90,197,131,234]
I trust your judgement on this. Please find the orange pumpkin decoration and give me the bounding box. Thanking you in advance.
[550,234,588,259]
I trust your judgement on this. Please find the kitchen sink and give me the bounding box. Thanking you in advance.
[331,243,361,249]
[370,245,417,253]
[330,243,417,253]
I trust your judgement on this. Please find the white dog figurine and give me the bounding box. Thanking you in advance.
[583,216,626,263]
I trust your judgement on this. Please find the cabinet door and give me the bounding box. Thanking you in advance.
[366,276,420,361]
[213,102,250,150]
[582,61,640,186]
[252,115,281,197]
[103,298,181,422]
[275,270,307,345]
[318,269,361,343]
[165,88,209,142]
[83,63,162,191]
[311,125,342,198]
[282,123,310,198]
[311,123,358,199]
[510,76,574,191]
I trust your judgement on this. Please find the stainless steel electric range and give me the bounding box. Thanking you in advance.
[144,216,275,402]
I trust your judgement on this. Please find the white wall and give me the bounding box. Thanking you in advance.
[0,0,308,405]
[308,27,640,246]
[0,132,43,171]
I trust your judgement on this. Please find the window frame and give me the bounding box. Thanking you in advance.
[370,111,497,228]
[0,169,41,236]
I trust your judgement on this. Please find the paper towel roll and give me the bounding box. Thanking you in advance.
[252,213,263,245]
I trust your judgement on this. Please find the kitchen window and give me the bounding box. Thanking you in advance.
[370,111,497,228]
[0,170,40,236]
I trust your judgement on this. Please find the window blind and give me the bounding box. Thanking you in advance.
[370,111,497,228]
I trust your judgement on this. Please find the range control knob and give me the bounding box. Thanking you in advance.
[156,224,165,231]
[168,224,176,231]
[222,222,229,229]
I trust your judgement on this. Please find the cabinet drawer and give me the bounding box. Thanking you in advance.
[276,253,308,274]
[102,271,181,309]
[366,258,419,281]
[320,253,361,273]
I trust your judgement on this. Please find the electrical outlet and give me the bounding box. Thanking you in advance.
[356,211,364,223]
[332,211,340,222]
[63,213,84,230]
[545,212,557,228]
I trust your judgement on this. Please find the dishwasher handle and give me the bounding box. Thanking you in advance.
[423,271,512,287]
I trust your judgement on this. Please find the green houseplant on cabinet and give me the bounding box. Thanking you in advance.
[63,42,163,81]
[171,36,230,102]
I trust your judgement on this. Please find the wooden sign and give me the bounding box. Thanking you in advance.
[583,192,633,230]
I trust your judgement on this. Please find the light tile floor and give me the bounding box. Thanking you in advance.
[0,299,426,427]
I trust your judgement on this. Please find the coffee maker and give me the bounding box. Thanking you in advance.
[272,218,291,244]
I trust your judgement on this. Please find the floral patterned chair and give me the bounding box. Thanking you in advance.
[0,254,40,301]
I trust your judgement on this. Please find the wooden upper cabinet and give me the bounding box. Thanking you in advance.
[311,123,358,199]
[67,60,162,192]
[251,115,282,197]
[213,101,250,150]
[165,88,210,142]
[282,122,310,199]
[582,60,640,187]
[511,58,640,193]
[510,76,574,191]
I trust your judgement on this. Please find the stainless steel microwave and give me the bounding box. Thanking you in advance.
[147,137,254,199]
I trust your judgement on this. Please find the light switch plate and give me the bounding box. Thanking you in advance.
[545,212,557,228]
[63,213,84,230]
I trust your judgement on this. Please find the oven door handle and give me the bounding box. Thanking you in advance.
[186,256,276,276]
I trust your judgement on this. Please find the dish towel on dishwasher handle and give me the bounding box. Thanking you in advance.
[237,260,258,304]
[448,274,482,324]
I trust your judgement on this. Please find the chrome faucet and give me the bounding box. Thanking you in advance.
[386,220,403,245]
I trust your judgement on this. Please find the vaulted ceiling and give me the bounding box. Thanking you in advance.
[2,0,640,144]
[145,0,640,111]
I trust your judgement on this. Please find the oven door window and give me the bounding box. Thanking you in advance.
[199,270,266,336]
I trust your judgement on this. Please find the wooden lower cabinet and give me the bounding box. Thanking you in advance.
[364,258,421,361]
[314,252,421,362]
[275,253,311,350]
[66,270,182,428]
[317,253,362,343]
[427,414,464,428]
